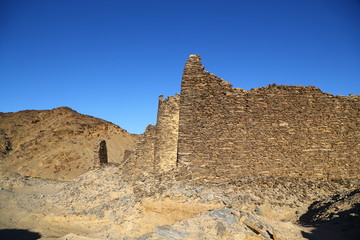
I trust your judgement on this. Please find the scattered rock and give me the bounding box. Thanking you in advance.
[215,221,227,236]
[0,166,359,239]
[155,225,189,239]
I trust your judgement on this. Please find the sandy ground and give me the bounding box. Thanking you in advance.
[0,167,358,239]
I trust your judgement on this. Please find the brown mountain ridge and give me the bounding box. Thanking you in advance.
[0,107,139,180]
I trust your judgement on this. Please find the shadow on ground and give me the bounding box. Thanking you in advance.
[0,229,41,240]
[299,189,360,240]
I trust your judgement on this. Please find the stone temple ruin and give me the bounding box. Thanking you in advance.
[123,55,360,181]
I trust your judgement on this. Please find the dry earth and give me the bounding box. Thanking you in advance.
[0,166,359,239]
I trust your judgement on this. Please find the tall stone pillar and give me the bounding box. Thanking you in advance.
[99,140,108,164]
[154,94,180,173]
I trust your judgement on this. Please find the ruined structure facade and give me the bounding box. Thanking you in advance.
[124,55,360,180]
[154,94,180,172]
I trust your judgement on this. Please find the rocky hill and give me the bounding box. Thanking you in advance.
[0,107,139,180]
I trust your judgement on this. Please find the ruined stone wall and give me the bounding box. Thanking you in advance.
[0,129,11,159]
[98,140,108,164]
[122,94,180,179]
[177,55,360,180]
[122,125,156,180]
[154,94,180,173]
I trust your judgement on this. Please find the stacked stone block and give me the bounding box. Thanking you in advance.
[177,55,360,180]
[122,54,359,181]
[154,94,180,173]
[98,140,108,164]
[122,125,157,179]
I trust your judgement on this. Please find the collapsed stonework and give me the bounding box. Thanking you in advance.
[122,95,180,178]
[123,55,360,181]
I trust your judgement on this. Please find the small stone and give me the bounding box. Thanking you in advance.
[209,208,238,225]
[156,225,189,239]
[254,206,263,216]
[216,222,227,236]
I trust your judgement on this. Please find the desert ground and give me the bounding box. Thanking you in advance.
[0,165,359,239]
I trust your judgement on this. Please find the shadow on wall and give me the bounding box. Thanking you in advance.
[0,229,41,240]
[299,189,360,240]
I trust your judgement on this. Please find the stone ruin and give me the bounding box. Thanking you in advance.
[0,129,12,159]
[98,140,108,164]
[123,55,360,181]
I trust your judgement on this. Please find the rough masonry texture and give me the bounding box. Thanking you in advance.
[154,94,180,173]
[124,55,360,181]
[122,95,180,178]
[98,140,108,164]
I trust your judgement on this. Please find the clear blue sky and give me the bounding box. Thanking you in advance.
[1,0,359,134]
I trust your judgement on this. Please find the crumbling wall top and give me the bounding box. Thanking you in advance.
[183,54,204,75]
